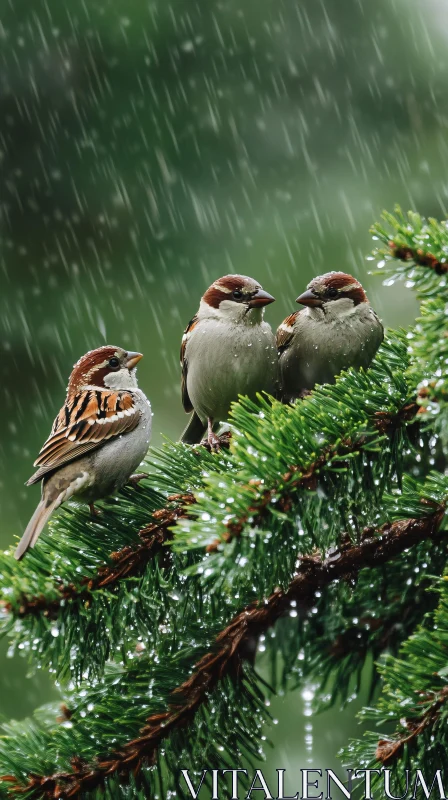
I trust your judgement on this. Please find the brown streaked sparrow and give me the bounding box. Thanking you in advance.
[180,274,278,448]
[277,272,383,402]
[14,346,152,560]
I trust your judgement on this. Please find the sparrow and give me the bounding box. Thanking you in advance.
[14,346,152,560]
[180,274,278,448]
[277,272,383,402]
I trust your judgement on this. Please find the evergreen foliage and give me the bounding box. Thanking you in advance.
[344,574,448,780]
[0,207,447,798]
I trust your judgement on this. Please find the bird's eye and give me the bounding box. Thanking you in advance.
[109,357,120,368]
[233,289,243,299]
[327,287,338,298]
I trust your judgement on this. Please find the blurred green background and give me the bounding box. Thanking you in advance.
[1,0,447,782]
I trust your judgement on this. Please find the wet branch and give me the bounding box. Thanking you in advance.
[207,401,419,552]
[6,505,445,799]
[376,685,448,766]
[3,494,196,620]
[3,402,419,619]
[388,241,448,275]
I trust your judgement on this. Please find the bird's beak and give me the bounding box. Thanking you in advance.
[248,289,275,308]
[296,289,323,307]
[126,352,143,369]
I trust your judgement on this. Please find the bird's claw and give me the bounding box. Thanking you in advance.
[199,431,232,453]
[208,431,221,453]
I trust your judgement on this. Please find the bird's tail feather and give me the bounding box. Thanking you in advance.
[181,411,206,444]
[14,494,61,561]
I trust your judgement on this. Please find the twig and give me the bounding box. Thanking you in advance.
[376,685,448,766]
[388,241,448,275]
[3,495,196,620]
[6,506,444,799]
[207,401,419,552]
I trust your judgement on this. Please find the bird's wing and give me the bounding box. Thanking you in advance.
[372,309,385,342]
[276,312,299,353]
[180,315,199,413]
[27,389,141,485]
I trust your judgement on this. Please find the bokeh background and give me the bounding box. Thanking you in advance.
[1,0,447,784]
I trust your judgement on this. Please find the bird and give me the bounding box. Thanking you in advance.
[180,274,278,448]
[277,271,383,402]
[14,346,152,560]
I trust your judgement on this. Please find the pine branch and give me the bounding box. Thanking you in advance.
[375,685,448,766]
[343,571,448,779]
[1,444,228,616]
[3,502,445,800]
[370,208,448,446]
[286,535,446,708]
[206,400,419,552]
[0,446,229,682]
[3,494,195,620]
[2,389,419,622]
[388,243,448,275]
[370,207,448,291]
[409,298,448,434]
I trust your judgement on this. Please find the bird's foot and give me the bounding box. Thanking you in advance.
[298,388,312,400]
[200,431,232,453]
[128,473,148,487]
[208,429,222,453]
[89,503,101,518]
